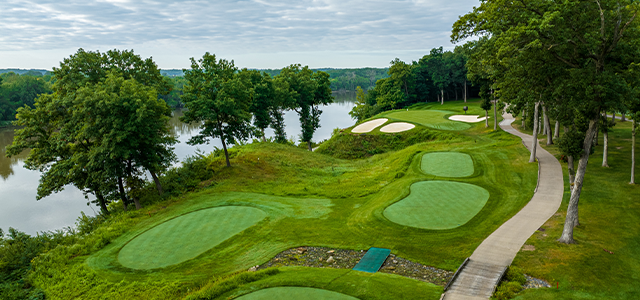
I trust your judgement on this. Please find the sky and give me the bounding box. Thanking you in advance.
[0,0,479,70]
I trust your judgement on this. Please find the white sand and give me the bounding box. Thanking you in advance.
[351,118,388,133]
[448,115,489,123]
[380,122,415,133]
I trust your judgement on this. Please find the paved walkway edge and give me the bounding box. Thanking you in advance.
[443,114,564,300]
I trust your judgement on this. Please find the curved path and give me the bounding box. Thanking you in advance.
[443,113,564,300]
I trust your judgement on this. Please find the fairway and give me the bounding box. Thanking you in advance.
[235,287,359,300]
[118,206,266,269]
[385,110,471,131]
[421,152,474,177]
[384,181,490,230]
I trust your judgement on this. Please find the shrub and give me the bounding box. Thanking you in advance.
[185,269,280,300]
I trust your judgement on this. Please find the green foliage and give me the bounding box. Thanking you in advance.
[494,281,523,300]
[0,72,52,124]
[504,266,526,285]
[185,269,279,300]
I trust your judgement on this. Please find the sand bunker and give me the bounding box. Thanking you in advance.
[380,122,415,133]
[448,115,489,123]
[351,118,388,133]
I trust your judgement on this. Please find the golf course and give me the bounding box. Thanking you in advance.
[13,100,639,300]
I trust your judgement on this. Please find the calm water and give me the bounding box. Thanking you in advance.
[0,92,356,235]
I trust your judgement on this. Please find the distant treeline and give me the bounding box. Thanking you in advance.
[0,72,53,126]
[349,46,480,122]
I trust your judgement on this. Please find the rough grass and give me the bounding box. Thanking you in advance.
[234,286,359,299]
[27,100,535,300]
[509,117,640,300]
[118,206,267,269]
[421,152,475,177]
[383,181,490,230]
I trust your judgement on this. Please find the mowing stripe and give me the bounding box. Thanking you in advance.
[353,247,391,273]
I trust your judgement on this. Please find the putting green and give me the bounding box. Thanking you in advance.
[235,287,359,300]
[118,206,266,269]
[421,152,474,177]
[385,110,471,131]
[384,181,490,230]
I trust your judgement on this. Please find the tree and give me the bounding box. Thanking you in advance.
[426,47,450,105]
[276,64,333,151]
[181,53,254,166]
[453,0,640,244]
[7,49,175,213]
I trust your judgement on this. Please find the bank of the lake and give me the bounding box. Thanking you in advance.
[0,92,355,235]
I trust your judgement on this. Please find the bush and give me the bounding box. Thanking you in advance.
[494,281,523,300]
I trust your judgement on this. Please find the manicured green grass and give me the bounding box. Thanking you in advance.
[508,117,640,300]
[383,181,490,230]
[118,206,266,269]
[384,110,471,131]
[215,267,443,300]
[421,152,474,177]
[30,100,534,300]
[235,287,359,299]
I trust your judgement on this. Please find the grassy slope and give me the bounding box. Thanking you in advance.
[509,117,640,299]
[32,100,538,299]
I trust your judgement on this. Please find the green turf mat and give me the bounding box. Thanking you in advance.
[384,181,490,230]
[353,247,391,273]
[118,206,266,269]
[421,152,474,177]
[235,287,359,299]
[385,110,471,131]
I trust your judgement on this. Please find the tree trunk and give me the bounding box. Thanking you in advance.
[96,191,109,215]
[126,160,142,210]
[543,105,552,145]
[455,86,459,100]
[441,89,444,105]
[117,176,129,211]
[522,110,526,129]
[529,102,540,163]
[632,119,636,184]
[622,112,626,122]
[261,128,266,142]
[464,79,467,103]
[493,100,497,131]
[554,120,560,139]
[602,130,609,167]
[558,118,598,244]
[308,141,313,151]
[542,110,547,135]
[150,170,163,195]
[221,136,231,167]
[485,110,489,128]
[564,126,576,190]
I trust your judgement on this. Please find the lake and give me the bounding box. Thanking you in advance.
[0,92,356,235]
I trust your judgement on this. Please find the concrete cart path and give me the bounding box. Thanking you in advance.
[444,113,564,300]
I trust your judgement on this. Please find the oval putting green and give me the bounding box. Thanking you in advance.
[118,206,266,269]
[385,110,471,131]
[236,287,359,300]
[421,152,474,177]
[384,181,490,230]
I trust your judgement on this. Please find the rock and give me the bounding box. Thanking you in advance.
[327,250,335,254]
[393,260,398,264]
[542,233,548,237]
[327,256,335,263]
[522,245,535,251]
[289,257,298,261]
[248,266,258,272]
[319,257,323,262]
[386,266,396,270]
[297,247,307,254]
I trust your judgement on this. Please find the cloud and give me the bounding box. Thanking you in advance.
[0,0,479,68]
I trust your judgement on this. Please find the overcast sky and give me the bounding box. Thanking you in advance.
[0,0,479,70]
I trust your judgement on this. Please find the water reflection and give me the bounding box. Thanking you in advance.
[0,128,29,181]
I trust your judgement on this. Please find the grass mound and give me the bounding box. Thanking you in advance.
[118,206,266,269]
[384,181,490,230]
[421,152,474,177]
[315,127,457,159]
[385,110,471,131]
[235,287,359,300]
